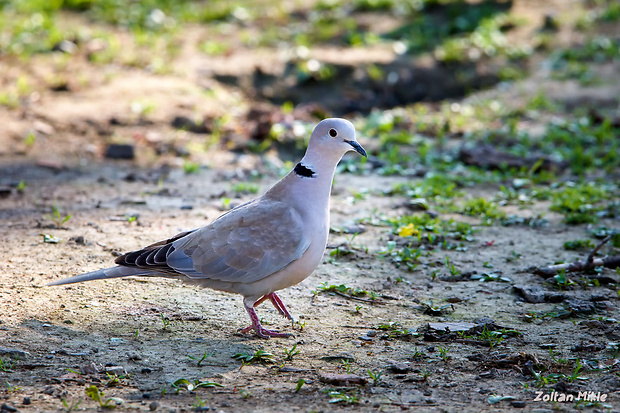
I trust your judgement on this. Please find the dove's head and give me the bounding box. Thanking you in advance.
[308,118,367,161]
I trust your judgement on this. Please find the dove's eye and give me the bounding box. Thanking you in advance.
[329,128,338,138]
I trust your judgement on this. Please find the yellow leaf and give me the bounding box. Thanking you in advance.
[398,223,419,237]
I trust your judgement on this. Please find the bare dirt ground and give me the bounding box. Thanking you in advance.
[1,1,620,412]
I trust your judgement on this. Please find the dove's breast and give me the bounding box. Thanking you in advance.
[189,170,333,300]
[237,199,329,300]
[190,232,327,300]
[247,236,326,295]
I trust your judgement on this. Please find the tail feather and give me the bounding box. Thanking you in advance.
[47,266,151,286]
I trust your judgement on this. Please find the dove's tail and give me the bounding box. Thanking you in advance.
[47,266,151,286]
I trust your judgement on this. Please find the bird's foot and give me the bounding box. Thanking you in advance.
[267,293,295,322]
[242,303,294,339]
[254,293,295,322]
[238,324,293,338]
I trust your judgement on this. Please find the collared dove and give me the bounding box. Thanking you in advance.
[48,118,367,338]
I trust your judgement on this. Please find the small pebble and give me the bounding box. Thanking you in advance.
[42,386,55,395]
[105,144,135,160]
[0,347,30,359]
[80,362,99,375]
[386,361,411,374]
[319,373,367,386]
[320,352,355,362]
[1,403,17,412]
[105,366,126,376]
[149,401,160,411]
[0,187,12,198]
[278,366,304,373]
[511,401,526,408]
[22,397,31,405]
[72,235,86,245]
[127,352,142,361]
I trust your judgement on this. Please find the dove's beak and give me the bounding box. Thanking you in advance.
[345,140,367,157]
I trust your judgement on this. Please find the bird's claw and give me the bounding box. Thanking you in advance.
[238,324,294,339]
[243,303,294,339]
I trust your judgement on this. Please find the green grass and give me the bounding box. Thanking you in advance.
[44,203,71,229]
[551,37,620,65]
[546,118,619,174]
[530,359,587,389]
[231,182,259,195]
[563,239,595,251]
[283,343,300,361]
[461,197,506,224]
[549,270,575,290]
[187,350,215,366]
[0,75,34,109]
[85,385,123,409]
[389,214,476,241]
[438,345,451,362]
[170,378,223,393]
[0,357,17,372]
[314,282,380,300]
[232,349,274,364]
[0,0,246,64]
[434,13,531,63]
[0,0,246,31]
[598,0,620,21]
[389,174,463,200]
[384,0,517,57]
[550,183,611,225]
[380,214,475,271]
[0,0,540,68]
[325,389,359,405]
[0,9,64,56]
[466,112,619,177]
[182,161,200,174]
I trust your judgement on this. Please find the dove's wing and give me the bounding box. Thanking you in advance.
[115,199,311,284]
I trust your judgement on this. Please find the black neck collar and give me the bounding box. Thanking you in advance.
[294,162,315,178]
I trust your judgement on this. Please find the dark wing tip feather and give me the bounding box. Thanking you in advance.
[114,229,197,274]
[115,244,179,274]
[154,243,173,264]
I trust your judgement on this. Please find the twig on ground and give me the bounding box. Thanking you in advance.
[586,235,612,266]
[533,235,619,278]
[334,291,384,304]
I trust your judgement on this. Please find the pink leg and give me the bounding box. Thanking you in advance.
[253,294,269,307]
[239,303,293,339]
[253,293,294,322]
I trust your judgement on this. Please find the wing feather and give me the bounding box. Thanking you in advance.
[114,198,311,284]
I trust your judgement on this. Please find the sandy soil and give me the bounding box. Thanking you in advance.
[1,147,619,412]
[1,1,619,412]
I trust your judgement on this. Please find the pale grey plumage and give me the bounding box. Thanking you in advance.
[48,118,367,338]
[167,199,310,283]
